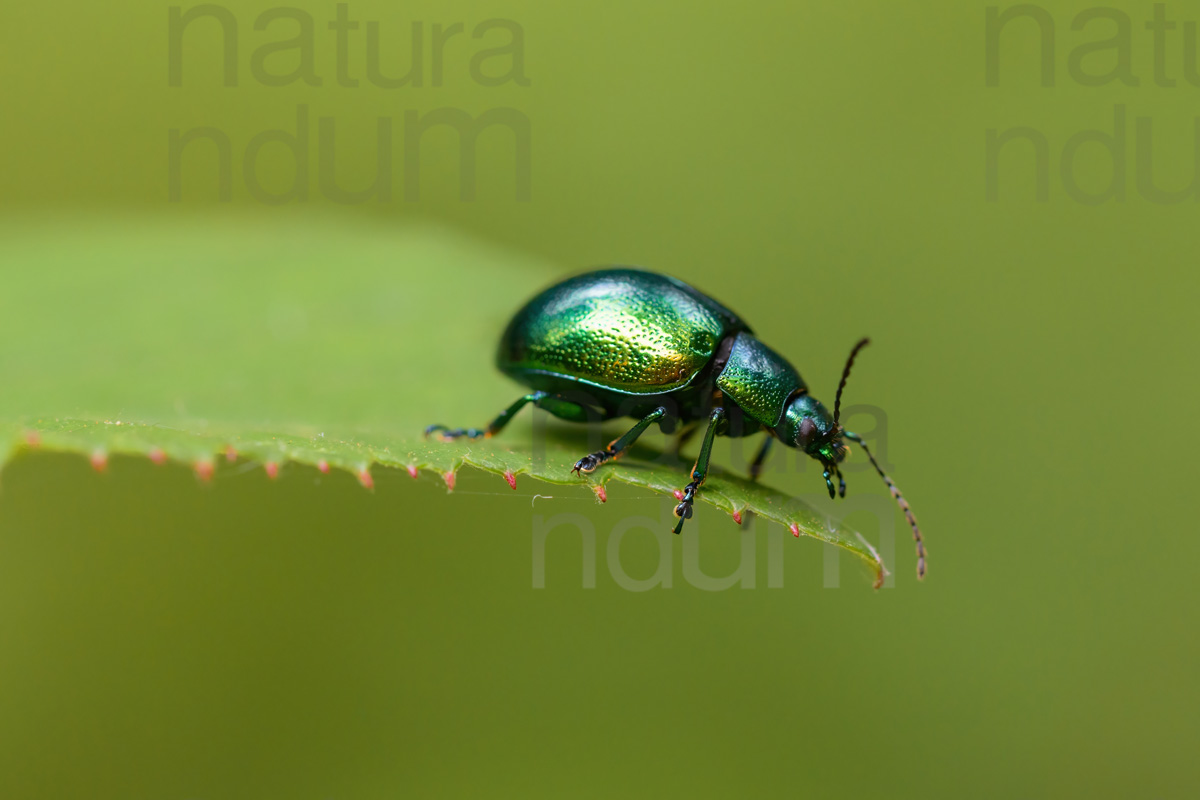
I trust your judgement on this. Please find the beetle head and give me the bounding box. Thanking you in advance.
[776,339,870,494]
[781,394,846,463]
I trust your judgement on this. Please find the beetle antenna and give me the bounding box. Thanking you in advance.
[844,431,926,580]
[833,337,871,427]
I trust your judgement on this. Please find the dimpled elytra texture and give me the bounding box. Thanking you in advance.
[497,269,749,394]
[715,332,806,427]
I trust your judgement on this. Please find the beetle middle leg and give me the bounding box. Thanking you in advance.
[571,406,670,474]
[747,435,774,482]
[732,434,776,527]
[672,406,727,534]
[671,421,701,458]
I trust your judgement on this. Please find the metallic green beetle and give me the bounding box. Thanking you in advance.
[427,268,925,580]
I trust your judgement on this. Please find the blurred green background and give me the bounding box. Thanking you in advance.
[2,0,1198,797]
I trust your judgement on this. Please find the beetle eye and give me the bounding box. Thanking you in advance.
[798,417,819,450]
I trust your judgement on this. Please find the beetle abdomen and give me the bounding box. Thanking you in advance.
[497,268,749,395]
[716,332,806,427]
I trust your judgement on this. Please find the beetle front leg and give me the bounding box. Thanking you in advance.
[819,464,847,498]
[572,406,669,474]
[672,407,726,534]
[822,466,838,499]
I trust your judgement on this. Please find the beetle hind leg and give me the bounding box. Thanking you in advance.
[426,391,553,442]
[571,406,669,475]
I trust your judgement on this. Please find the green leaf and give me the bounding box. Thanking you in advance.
[0,213,886,586]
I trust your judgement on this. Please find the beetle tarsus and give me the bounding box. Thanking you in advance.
[572,450,612,474]
[424,424,486,442]
[671,481,699,533]
[673,499,694,520]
